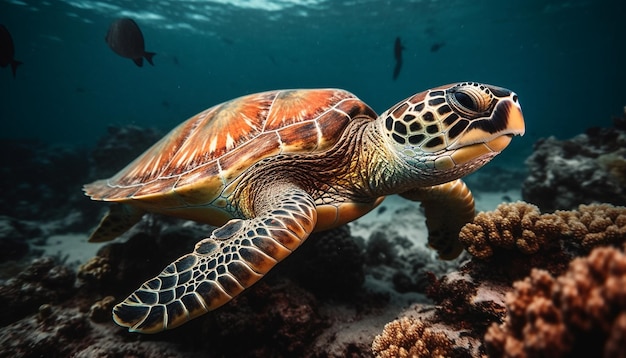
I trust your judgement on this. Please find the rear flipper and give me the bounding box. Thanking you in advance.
[89,203,145,242]
[113,185,317,333]
[400,179,475,259]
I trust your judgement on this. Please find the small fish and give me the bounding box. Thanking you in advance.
[430,42,445,52]
[0,25,23,78]
[393,36,404,80]
[105,18,156,67]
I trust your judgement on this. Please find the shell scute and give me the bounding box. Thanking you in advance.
[173,164,224,206]
[218,132,282,182]
[277,121,320,152]
[264,89,353,131]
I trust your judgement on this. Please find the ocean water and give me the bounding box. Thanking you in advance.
[1,0,624,168]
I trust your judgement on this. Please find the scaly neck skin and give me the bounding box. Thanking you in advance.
[355,119,502,199]
[354,119,425,199]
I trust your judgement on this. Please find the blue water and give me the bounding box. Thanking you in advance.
[1,0,624,166]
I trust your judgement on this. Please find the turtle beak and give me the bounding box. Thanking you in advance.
[451,96,525,150]
[503,96,525,136]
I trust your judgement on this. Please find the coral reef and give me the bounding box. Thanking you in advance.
[484,245,626,358]
[374,200,626,358]
[557,203,626,249]
[371,316,455,358]
[14,117,626,357]
[198,278,324,356]
[0,257,75,326]
[0,125,162,222]
[279,225,366,298]
[0,140,90,221]
[459,202,626,259]
[523,110,626,212]
[459,201,566,259]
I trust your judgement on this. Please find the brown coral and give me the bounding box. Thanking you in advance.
[556,203,626,249]
[459,201,567,259]
[371,316,455,358]
[484,245,626,357]
[77,256,112,283]
[459,202,626,259]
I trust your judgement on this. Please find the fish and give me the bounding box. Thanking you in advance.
[105,18,156,67]
[393,36,404,80]
[0,25,23,78]
[430,42,445,52]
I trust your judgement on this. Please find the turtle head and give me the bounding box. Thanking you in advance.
[379,82,525,185]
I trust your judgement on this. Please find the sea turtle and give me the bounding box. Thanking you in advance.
[84,82,525,333]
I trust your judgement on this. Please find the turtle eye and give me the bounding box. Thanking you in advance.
[448,84,493,115]
[453,92,476,112]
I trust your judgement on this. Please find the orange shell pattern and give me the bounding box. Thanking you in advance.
[85,89,376,208]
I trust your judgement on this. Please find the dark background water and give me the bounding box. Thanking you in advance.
[1,0,624,167]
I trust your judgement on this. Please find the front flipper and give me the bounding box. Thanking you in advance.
[400,179,475,260]
[113,185,317,333]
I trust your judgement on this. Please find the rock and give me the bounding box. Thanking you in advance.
[523,117,626,212]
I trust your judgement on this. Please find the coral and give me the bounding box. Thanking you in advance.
[555,203,626,249]
[459,201,567,259]
[0,257,75,326]
[366,229,399,265]
[77,256,112,283]
[0,304,203,358]
[0,306,92,357]
[459,202,626,259]
[484,245,626,357]
[278,225,365,298]
[425,269,510,340]
[88,296,116,323]
[198,278,324,356]
[523,115,626,212]
[597,149,626,186]
[371,316,455,358]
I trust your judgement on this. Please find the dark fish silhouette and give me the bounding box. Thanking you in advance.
[105,18,156,67]
[430,42,445,52]
[0,25,22,78]
[393,36,404,80]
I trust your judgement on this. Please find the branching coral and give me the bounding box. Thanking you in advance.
[555,203,626,249]
[484,245,626,357]
[459,202,626,259]
[459,201,567,259]
[371,317,455,358]
[77,256,112,283]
